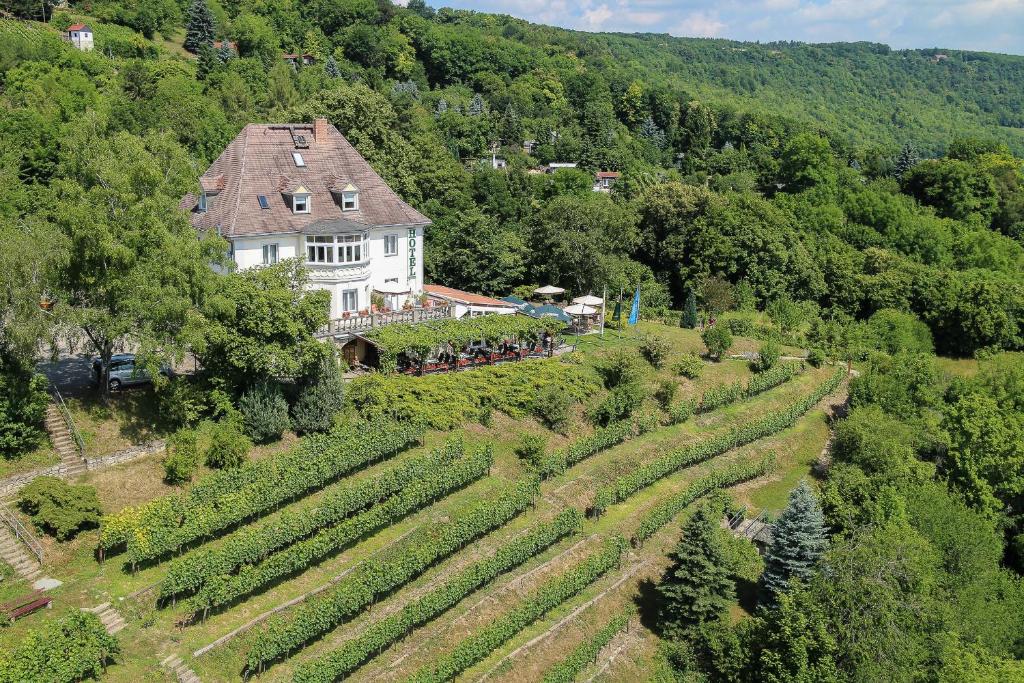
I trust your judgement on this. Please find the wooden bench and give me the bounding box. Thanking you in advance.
[1,590,52,623]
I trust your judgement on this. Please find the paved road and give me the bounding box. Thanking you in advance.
[36,353,95,397]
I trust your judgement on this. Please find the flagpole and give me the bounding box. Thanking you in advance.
[600,286,606,340]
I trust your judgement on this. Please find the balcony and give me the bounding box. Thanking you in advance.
[315,304,455,339]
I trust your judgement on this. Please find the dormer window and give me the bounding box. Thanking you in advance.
[293,194,310,214]
[198,192,208,212]
[342,190,358,211]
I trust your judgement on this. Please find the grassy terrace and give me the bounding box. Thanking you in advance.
[0,323,844,682]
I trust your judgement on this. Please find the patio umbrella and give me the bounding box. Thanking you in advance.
[572,294,603,306]
[534,285,566,296]
[531,304,572,323]
[564,303,597,316]
[500,296,536,314]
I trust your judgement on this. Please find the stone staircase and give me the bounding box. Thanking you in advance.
[44,403,86,477]
[0,525,42,581]
[160,654,201,683]
[82,602,127,634]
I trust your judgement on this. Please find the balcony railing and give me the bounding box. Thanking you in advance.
[316,304,455,339]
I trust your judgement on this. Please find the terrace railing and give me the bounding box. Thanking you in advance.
[51,388,85,456]
[316,304,455,339]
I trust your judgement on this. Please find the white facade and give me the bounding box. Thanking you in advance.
[65,27,93,51]
[230,225,424,319]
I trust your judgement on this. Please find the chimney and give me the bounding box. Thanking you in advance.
[314,117,329,142]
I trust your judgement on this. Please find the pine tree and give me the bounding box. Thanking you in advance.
[640,115,667,149]
[681,288,698,329]
[894,142,919,179]
[196,42,218,81]
[434,98,449,116]
[324,55,341,78]
[468,93,485,116]
[760,480,828,603]
[500,104,523,146]
[217,44,234,63]
[184,0,215,54]
[656,505,734,638]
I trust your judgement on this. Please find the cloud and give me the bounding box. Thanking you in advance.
[438,0,1024,55]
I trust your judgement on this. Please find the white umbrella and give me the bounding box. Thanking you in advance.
[564,303,597,316]
[374,281,411,294]
[534,285,566,295]
[572,294,603,306]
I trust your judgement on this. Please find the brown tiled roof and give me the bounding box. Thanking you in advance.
[423,284,517,308]
[67,23,90,31]
[595,171,621,179]
[186,121,430,238]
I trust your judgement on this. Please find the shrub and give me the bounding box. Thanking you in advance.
[595,348,647,388]
[0,610,119,682]
[17,477,101,541]
[701,326,733,360]
[754,340,781,372]
[866,308,934,355]
[157,376,231,428]
[205,420,251,470]
[162,429,201,484]
[807,348,826,368]
[0,367,49,457]
[639,334,671,368]
[723,313,755,337]
[514,433,548,469]
[534,384,573,433]
[673,353,704,379]
[589,382,646,426]
[239,382,290,443]
[291,368,345,435]
[654,379,678,409]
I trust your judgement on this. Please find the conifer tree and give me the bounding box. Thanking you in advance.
[324,55,341,78]
[760,480,828,603]
[894,142,919,179]
[184,0,215,54]
[196,42,218,81]
[656,504,734,637]
[434,98,449,116]
[681,287,698,329]
[468,93,485,116]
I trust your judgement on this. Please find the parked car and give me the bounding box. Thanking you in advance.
[91,354,170,390]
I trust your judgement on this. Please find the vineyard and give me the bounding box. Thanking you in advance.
[2,325,847,682]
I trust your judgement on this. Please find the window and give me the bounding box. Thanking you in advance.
[341,289,358,313]
[293,194,310,214]
[257,195,270,209]
[198,192,207,212]
[262,243,279,265]
[342,190,358,211]
[384,234,398,256]
[305,234,367,265]
[292,152,305,167]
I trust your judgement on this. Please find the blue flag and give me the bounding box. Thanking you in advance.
[627,286,640,326]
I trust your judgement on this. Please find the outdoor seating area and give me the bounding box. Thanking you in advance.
[394,337,558,375]
[1,590,52,623]
[501,286,607,334]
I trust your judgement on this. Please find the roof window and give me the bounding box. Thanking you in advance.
[292,152,305,167]
[257,195,270,209]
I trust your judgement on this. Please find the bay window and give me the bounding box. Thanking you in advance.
[305,233,368,265]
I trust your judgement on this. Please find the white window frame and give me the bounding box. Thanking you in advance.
[383,234,398,256]
[198,192,207,212]
[262,243,279,265]
[306,236,334,264]
[341,289,359,313]
[342,191,359,211]
[293,194,311,214]
[305,233,367,265]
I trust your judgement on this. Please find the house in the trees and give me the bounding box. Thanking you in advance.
[64,24,93,51]
[283,53,315,67]
[546,162,578,173]
[423,285,517,319]
[214,40,238,54]
[593,171,621,192]
[183,118,430,324]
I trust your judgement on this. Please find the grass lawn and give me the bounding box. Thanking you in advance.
[65,389,178,457]
[0,442,59,479]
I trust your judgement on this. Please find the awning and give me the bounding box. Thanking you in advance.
[534,285,565,295]
[564,303,597,316]
[374,281,411,294]
[572,294,603,306]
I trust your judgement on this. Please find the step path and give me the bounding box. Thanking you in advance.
[0,524,42,581]
[81,602,127,634]
[44,404,87,477]
[160,654,201,683]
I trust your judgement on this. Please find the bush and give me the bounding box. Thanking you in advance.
[534,384,573,433]
[158,376,234,428]
[807,348,826,368]
[162,429,200,484]
[0,610,119,682]
[866,308,934,355]
[723,313,755,337]
[701,326,733,360]
[595,349,647,388]
[291,368,345,435]
[589,382,646,426]
[514,433,548,469]
[654,379,678,409]
[639,334,671,368]
[205,421,251,470]
[17,477,101,541]
[0,367,49,457]
[754,340,781,372]
[672,353,704,379]
[239,382,290,443]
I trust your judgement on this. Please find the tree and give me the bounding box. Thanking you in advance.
[324,55,341,78]
[656,504,735,638]
[640,115,667,149]
[17,477,101,541]
[894,143,919,179]
[162,429,200,484]
[0,611,119,683]
[745,584,841,683]
[184,0,216,54]
[779,133,836,192]
[681,287,698,328]
[702,325,732,360]
[291,360,344,434]
[760,480,829,602]
[468,93,485,116]
[699,275,735,315]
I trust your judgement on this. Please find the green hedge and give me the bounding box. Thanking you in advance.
[100,419,424,565]
[293,508,584,682]
[187,443,492,613]
[244,478,540,673]
[408,536,627,683]
[541,612,631,683]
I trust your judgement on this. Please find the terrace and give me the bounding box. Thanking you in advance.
[315,303,456,339]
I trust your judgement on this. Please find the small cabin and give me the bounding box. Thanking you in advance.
[64,23,94,51]
[593,171,621,192]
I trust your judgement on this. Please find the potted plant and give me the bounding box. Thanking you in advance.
[371,292,386,311]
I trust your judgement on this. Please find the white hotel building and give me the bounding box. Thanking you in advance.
[183,118,429,322]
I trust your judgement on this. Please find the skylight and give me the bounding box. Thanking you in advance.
[292,152,306,167]
[257,195,270,209]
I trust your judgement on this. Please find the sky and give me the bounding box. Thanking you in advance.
[429,0,1024,55]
